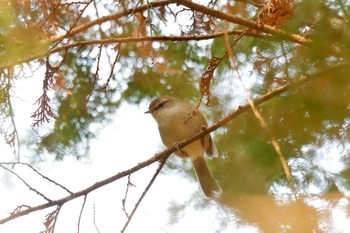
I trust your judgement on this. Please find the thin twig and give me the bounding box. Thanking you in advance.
[1,73,21,160]
[93,204,101,233]
[235,0,265,8]
[47,0,176,44]
[121,175,135,218]
[92,0,105,39]
[77,195,87,233]
[0,162,72,194]
[7,94,20,161]
[120,156,170,233]
[0,163,52,202]
[0,30,268,70]
[35,0,62,34]
[49,0,94,50]
[103,44,121,91]
[84,44,103,107]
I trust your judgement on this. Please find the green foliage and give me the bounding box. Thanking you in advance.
[121,42,205,103]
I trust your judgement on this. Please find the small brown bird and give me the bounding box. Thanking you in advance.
[145,96,221,198]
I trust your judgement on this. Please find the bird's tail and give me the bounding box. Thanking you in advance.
[192,157,222,198]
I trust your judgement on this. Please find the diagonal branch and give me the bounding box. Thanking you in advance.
[47,0,176,44]
[49,0,94,50]
[0,62,346,225]
[121,155,170,233]
[0,163,52,202]
[1,162,72,194]
[175,0,310,44]
[223,30,296,194]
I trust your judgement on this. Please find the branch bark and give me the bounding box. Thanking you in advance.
[0,30,269,70]
[1,62,346,225]
[47,0,177,43]
[174,0,310,44]
[46,0,308,45]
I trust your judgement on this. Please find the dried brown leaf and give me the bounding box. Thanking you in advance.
[258,0,294,27]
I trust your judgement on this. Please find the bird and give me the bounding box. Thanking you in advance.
[145,96,221,198]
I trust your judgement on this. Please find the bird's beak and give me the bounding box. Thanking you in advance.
[144,110,151,114]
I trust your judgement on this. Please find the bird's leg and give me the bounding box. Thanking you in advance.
[200,125,208,131]
[173,142,188,158]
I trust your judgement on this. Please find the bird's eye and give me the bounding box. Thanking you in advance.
[154,101,165,111]
[157,102,165,109]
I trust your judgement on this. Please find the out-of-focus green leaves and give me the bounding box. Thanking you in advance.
[121,41,207,103]
[214,65,350,194]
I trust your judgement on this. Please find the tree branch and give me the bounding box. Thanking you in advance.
[0,62,346,225]
[45,0,297,44]
[235,0,265,8]
[174,0,310,44]
[1,0,310,70]
[47,0,177,44]
[0,30,268,70]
